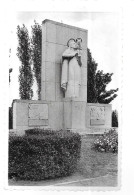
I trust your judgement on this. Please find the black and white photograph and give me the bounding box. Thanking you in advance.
[8,11,120,188]
[1,0,134,194]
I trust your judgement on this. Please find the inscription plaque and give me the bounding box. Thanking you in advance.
[28,104,48,126]
[90,106,105,126]
[29,104,48,119]
[90,106,105,120]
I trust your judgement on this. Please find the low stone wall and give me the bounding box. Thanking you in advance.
[12,100,112,135]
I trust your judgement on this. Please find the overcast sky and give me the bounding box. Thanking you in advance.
[9,12,120,109]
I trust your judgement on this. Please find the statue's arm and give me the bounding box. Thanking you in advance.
[62,49,77,58]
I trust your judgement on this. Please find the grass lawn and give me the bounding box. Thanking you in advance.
[9,135,118,187]
[77,135,118,178]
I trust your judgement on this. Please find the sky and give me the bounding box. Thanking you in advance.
[9,11,121,110]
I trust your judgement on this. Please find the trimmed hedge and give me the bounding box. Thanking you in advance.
[91,129,118,153]
[9,129,81,181]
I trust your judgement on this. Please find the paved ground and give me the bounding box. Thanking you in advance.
[8,135,118,187]
[9,173,117,187]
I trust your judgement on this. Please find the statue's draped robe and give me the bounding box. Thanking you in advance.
[61,48,81,98]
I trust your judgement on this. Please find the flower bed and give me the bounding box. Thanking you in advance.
[91,129,118,153]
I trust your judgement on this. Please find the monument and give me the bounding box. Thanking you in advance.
[12,19,112,135]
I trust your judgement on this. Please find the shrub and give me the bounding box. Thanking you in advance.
[91,129,118,153]
[9,107,13,129]
[112,110,118,127]
[9,129,81,181]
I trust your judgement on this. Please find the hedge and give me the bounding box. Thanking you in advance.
[9,129,81,181]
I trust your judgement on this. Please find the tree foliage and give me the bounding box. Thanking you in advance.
[112,110,118,127]
[87,49,98,103]
[87,48,118,103]
[9,68,13,84]
[31,21,42,99]
[17,25,33,100]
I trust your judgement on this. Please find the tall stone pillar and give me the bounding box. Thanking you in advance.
[41,19,88,133]
[41,19,88,102]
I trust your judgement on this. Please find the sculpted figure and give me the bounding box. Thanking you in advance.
[61,38,82,98]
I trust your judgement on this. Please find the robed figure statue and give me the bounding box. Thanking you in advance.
[61,38,82,98]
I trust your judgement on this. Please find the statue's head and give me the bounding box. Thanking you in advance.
[67,38,76,48]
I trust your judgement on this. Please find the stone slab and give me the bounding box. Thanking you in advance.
[72,102,86,129]
[28,119,48,126]
[45,82,56,101]
[90,119,105,125]
[86,127,112,134]
[63,101,86,131]
[28,104,48,120]
[86,103,112,128]
[49,102,64,130]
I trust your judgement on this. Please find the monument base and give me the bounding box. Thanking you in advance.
[12,100,112,135]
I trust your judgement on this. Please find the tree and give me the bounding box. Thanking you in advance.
[87,49,98,103]
[9,68,13,84]
[112,110,118,127]
[31,21,42,99]
[9,48,13,84]
[17,25,33,99]
[87,48,118,103]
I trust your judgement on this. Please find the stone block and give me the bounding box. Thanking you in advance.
[86,127,111,134]
[41,42,47,63]
[41,81,46,100]
[45,82,56,101]
[45,42,56,62]
[90,119,105,126]
[46,21,56,43]
[81,67,87,85]
[55,82,64,101]
[13,102,28,127]
[105,105,112,126]
[63,101,72,129]
[63,101,86,131]
[49,102,64,130]
[42,22,47,43]
[41,63,46,82]
[45,62,55,82]
[28,119,48,126]
[55,44,66,64]
[81,50,87,68]
[55,63,62,83]
[56,25,69,45]
[72,102,86,129]
[79,85,87,101]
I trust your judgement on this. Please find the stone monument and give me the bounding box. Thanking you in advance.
[12,19,112,135]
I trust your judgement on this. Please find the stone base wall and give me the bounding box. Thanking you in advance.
[13,99,64,132]
[12,100,112,135]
